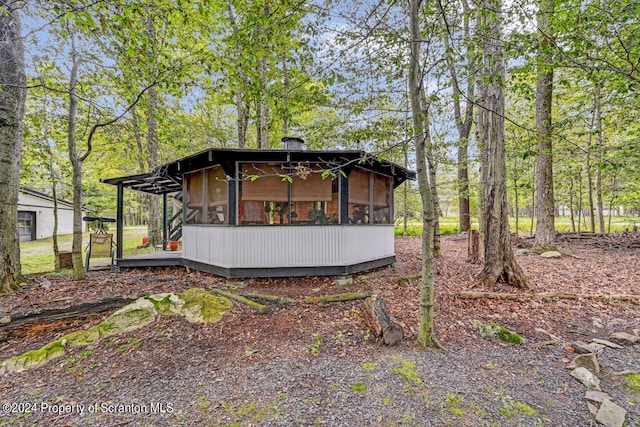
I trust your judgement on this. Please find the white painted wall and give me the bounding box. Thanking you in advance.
[182,224,395,268]
[18,191,88,240]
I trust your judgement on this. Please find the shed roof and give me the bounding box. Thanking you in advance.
[19,187,91,211]
[101,148,415,195]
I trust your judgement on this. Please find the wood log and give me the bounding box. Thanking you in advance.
[304,291,372,304]
[467,230,484,264]
[363,295,404,346]
[397,274,421,285]
[209,288,268,313]
[241,292,298,306]
[0,295,143,341]
[454,291,640,301]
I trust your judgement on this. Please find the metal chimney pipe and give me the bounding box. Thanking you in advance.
[282,136,305,150]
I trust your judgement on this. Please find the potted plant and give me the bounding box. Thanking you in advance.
[168,240,180,251]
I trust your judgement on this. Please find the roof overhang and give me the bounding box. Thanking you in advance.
[101,148,416,194]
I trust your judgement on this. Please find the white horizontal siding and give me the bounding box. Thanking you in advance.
[182,225,394,269]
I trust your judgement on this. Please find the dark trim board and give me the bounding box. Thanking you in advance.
[116,252,182,268]
[118,253,395,278]
[180,256,396,278]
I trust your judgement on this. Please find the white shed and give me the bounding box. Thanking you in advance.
[18,188,89,242]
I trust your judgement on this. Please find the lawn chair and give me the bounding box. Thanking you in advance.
[84,233,115,272]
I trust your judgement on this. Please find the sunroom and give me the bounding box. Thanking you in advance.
[102,140,415,278]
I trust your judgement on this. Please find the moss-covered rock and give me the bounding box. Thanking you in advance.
[144,292,184,316]
[4,339,67,372]
[0,289,231,374]
[480,323,523,345]
[104,308,156,334]
[180,288,233,323]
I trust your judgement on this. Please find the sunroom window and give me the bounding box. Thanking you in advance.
[348,167,371,224]
[239,163,288,224]
[184,165,229,224]
[290,164,338,224]
[373,173,392,223]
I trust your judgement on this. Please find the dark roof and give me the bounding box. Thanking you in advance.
[101,148,415,195]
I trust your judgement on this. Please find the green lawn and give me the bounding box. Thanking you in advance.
[394,215,640,236]
[20,226,156,275]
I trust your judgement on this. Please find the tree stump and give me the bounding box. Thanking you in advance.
[467,230,484,264]
[59,251,73,269]
[363,295,404,346]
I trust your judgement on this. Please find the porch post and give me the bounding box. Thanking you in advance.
[340,174,349,224]
[163,193,168,250]
[116,183,124,259]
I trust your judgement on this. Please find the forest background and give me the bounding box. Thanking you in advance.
[1,0,638,292]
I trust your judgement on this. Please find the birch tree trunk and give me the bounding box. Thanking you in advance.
[67,32,86,280]
[534,0,555,249]
[409,0,437,347]
[477,0,530,289]
[0,3,26,293]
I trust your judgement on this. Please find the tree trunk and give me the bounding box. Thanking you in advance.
[443,1,474,233]
[403,145,408,234]
[146,86,162,247]
[363,296,404,346]
[145,18,162,247]
[477,0,529,289]
[594,82,605,233]
[409,0,437,347]
[225,1,248,149]
[420,90,441,257]
[586,97,596,233]
[569,176,575,232]
[513,160,519,236]
[67,33,86,280]
[467,230,484,264]
[533,0,555,249]
[577,168,583,233]
[236,89,248,149]
[0,4,26,293]
[258,55,269,149]
[49,148,60,270]
[282,56,290,137]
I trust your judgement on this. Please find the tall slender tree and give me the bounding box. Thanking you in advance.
[534,0,555,249]
[0,2,26,293]
[477,0,529,288]
[409,0,438,347]
[441,0,475,233]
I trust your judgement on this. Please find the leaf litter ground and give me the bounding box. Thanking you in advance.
[1,235,639,426]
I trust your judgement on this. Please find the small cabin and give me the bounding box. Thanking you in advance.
[103,139,415,278]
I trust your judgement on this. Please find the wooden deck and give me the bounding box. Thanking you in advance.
[117,251,183,269]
